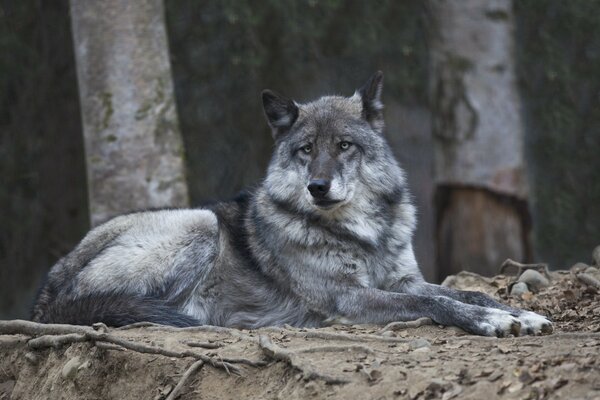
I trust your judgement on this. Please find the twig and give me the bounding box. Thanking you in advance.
[260,327,411,343]
[258,335,349,384]
[576,273,600,289]
[217,357,268,367]
[116,322,163,330]
[146,325,256,341]
[296,345,375,354]
[165,360,204,400]
[500,259,550,278]
[378,318,433,334]
[182,341,221,349]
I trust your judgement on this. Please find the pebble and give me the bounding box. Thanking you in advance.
[24,352,38,365]
[592,245,600,266]
[571,262,590,273]
[518,269,549,290]
[409,338,431,350]
[510,282,530,297]
[61,356,82,380]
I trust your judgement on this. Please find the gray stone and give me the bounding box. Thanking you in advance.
[510,282,530,297]
[518,269,549,290]
[409,338,431,350]
[61,357,82,380]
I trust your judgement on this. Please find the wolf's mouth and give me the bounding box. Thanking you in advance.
[313,199,344,209]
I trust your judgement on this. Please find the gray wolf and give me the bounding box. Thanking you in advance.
[32,72,552,336]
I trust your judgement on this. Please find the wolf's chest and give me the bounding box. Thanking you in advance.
[288,243,373,287]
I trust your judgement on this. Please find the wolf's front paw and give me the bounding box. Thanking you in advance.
[476,308,522,337]
[517,311,553,335]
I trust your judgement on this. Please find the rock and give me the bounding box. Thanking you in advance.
[409,338,431,350]
[571,262,589,273]
[585,266,599,274]
[518,269,549,290]
[592,245,600,266]
[24,352,38,365]
[510,282,530,297]
[61,356,82,380]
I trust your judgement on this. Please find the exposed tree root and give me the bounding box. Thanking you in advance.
[258,334,350,385]
[166,360,204,400]
[0,320,241,375]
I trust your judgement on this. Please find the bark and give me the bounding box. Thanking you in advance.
[427,0,531,278]
[70,0,188,226]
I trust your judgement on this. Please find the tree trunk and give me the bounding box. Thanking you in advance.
[70,0,188,227]
[427,0,531,279]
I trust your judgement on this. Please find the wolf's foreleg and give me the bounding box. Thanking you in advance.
[393,281,553,335]
[331,288,521,337]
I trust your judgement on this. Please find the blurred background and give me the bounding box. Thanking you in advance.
[1,0,599,319]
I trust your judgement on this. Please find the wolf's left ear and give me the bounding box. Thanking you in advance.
[357,71,384,132]
[262,90,299,139]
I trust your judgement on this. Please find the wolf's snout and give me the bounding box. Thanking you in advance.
[307,179,331,198]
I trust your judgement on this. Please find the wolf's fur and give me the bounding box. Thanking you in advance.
[32,72,552,336]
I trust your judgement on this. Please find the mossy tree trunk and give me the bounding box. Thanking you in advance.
[427,0,531,278]
[70,0,188,226]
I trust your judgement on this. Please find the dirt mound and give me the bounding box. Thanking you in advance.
[1,269,599,400]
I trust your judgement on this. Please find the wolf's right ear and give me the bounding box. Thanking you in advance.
[262,90,299,139]
[357,71,384,133]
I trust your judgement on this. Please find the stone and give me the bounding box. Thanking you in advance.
[409,338,431,350]
[510,282,530,297]
[518,269,549,290]
[61,357,82,380]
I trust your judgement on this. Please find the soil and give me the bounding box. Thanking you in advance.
[1,268,599,400]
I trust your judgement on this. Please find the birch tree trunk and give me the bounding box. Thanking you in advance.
[70,0,188,227]
[428,0,531,278]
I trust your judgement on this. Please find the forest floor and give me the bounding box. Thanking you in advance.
[1,267,599,400]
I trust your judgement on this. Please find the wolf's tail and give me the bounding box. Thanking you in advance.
[32,288,200,327]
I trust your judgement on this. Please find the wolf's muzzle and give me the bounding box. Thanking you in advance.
[308,179,331,199]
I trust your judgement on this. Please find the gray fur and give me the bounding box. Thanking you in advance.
[32,72,552,336]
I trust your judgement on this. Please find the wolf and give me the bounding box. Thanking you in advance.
[32,72,552,337]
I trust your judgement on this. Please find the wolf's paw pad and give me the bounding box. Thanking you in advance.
[517,311,553,335]
[479,309,521,337]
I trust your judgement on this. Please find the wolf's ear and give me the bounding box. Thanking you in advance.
[357,71,384,132]
[262,90,299,139]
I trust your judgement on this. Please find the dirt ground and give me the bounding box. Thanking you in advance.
[1,268,599,400]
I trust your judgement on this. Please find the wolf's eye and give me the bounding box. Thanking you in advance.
[301,144,312,154]
[339,141,352,151]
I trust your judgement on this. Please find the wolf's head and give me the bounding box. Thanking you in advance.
[261,72,406,217]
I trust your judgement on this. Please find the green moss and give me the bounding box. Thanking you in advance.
[99,92,113,130]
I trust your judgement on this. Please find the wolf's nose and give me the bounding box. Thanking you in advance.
[308,179,331,198]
